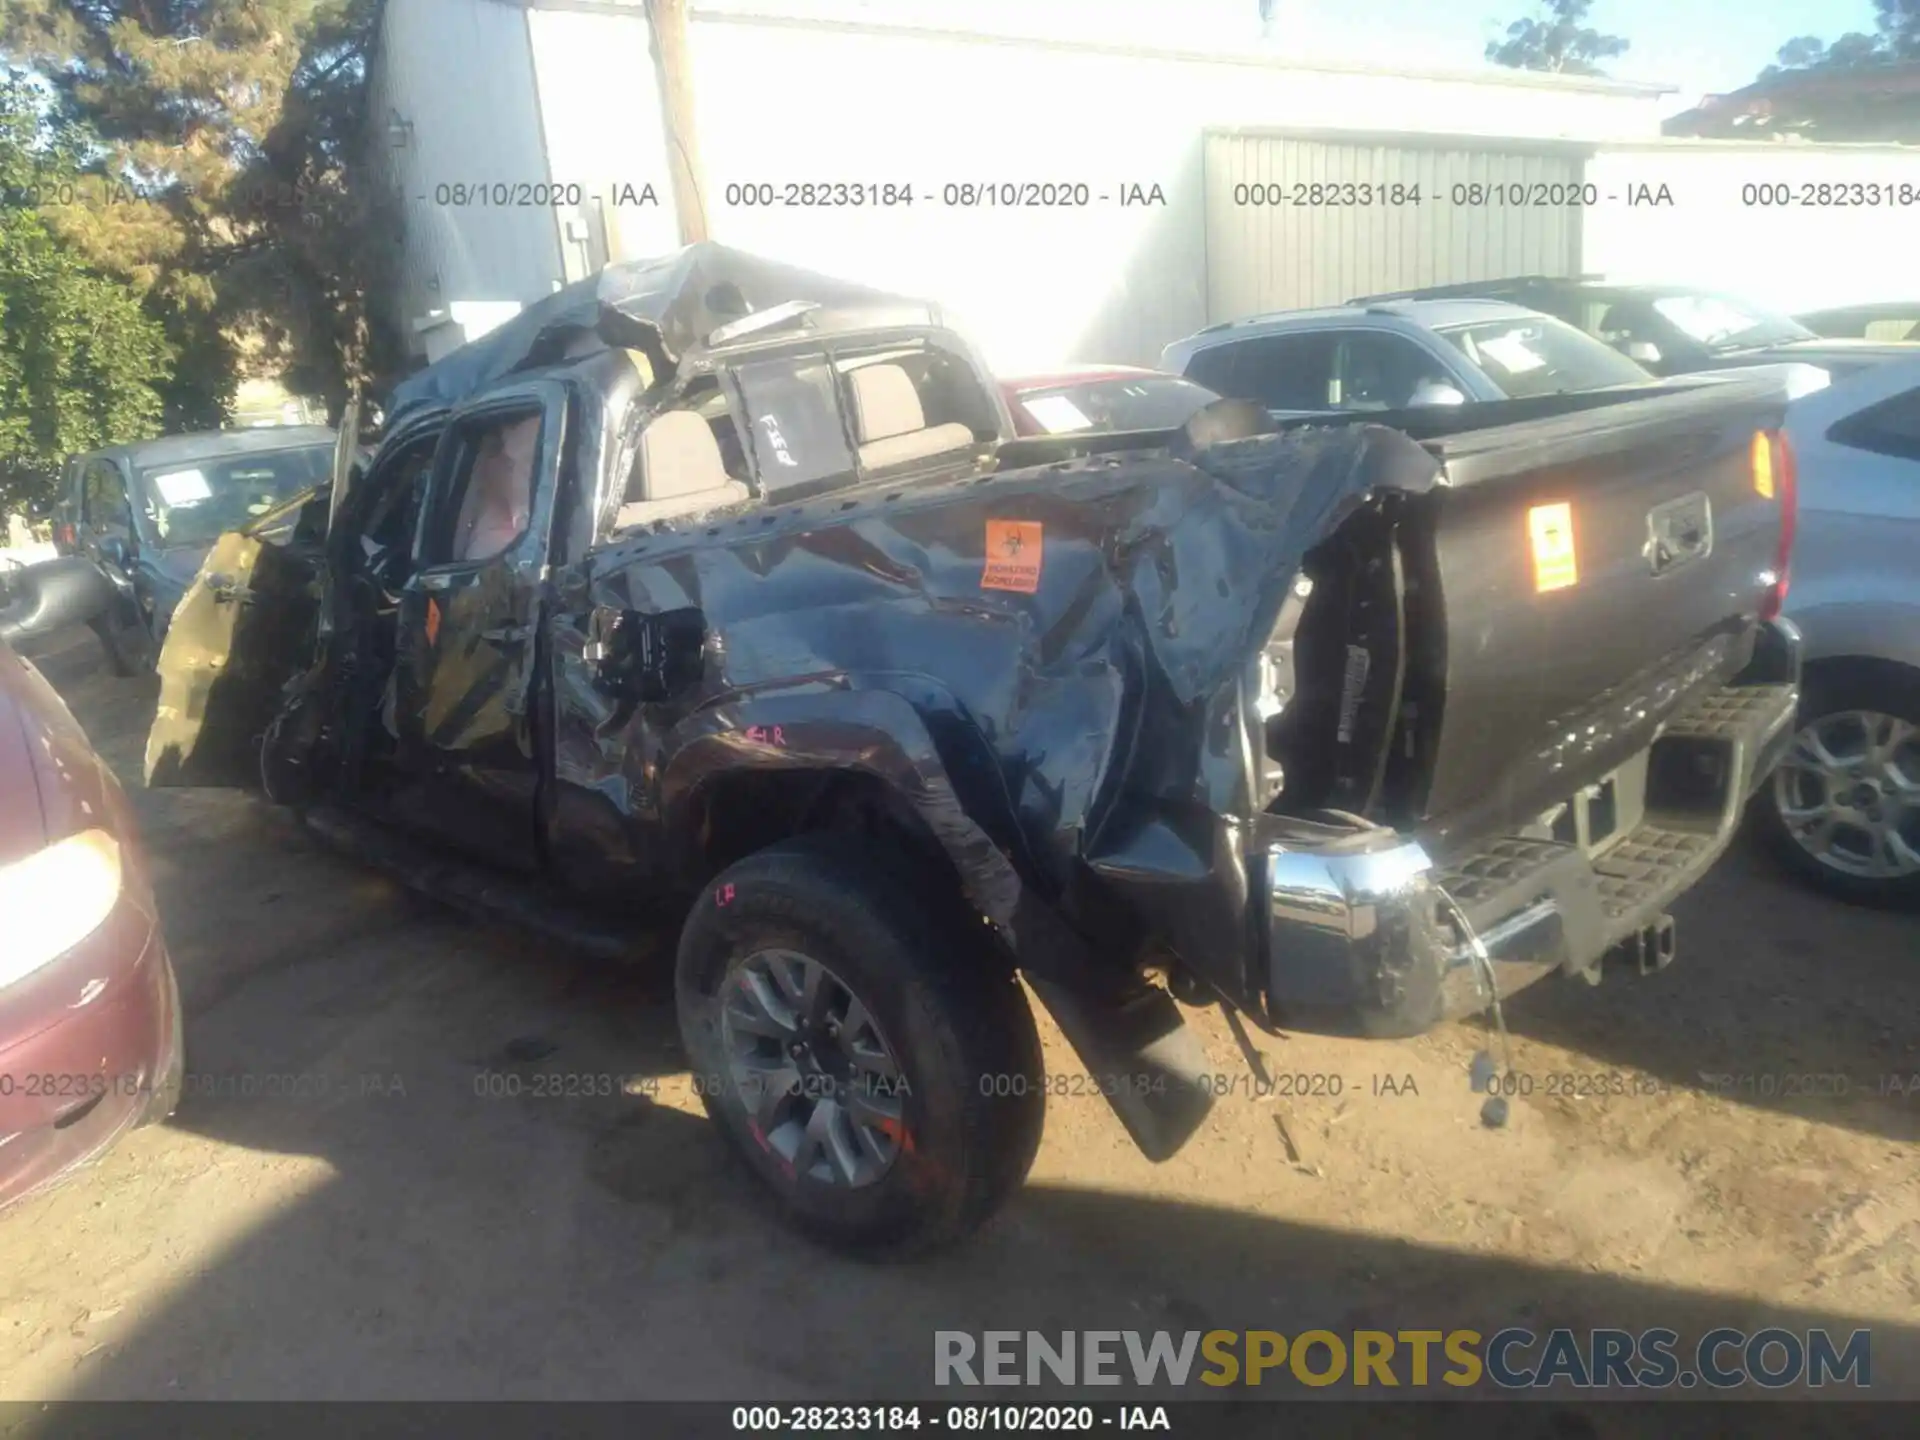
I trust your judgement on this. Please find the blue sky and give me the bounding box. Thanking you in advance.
[710,1,1884,111]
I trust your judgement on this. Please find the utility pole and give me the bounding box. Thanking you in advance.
[647,0,710,245]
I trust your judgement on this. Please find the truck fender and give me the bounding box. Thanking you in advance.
[656,685,1025,928]
[655,685,1218,1163]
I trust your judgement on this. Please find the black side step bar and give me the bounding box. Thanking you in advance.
[300,806,657,967]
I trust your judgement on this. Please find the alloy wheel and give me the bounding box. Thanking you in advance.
[1771,709,1920,881]
[718,949,907,1188]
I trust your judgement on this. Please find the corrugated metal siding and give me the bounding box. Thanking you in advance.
[1204,132,1588,320]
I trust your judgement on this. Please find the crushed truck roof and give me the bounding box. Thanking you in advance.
[385,242,950,423]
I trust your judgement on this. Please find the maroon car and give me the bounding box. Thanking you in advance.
[999,365,1222,437]
[0,636,182,1211]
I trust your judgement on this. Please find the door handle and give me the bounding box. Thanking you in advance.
[205,574,246,604]
[480,622,532,645]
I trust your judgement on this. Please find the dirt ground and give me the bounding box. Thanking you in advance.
[1,625,1915,1407]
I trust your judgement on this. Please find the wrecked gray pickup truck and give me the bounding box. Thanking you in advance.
[145,243,1803,1255]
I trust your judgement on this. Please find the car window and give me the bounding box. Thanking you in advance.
[346,435,442,571]
[607,380,754,538]
[1828,385,1920,464]
[620,382,750,500]
[1575,300,1615,336]
[1649,293,1814,351]
[1438,315,1653,399]
[83,461,129,529]
[1329,333,1450,411]
[137,444,337,549]
[425,408,545,565]
[835,343,995,476]
[1180,344,1239,397]
[1592,298,1667,350]
[1014,375,1220,434]
[730,354,857,498]
[1193,333,1339,411]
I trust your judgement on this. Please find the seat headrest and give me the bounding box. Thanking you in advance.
[639,409,731,501]
[849,364,927,442]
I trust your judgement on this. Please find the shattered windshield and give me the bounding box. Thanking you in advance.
[139,445,335,549]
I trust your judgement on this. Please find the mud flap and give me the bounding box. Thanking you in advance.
[1024,975,1216,1163]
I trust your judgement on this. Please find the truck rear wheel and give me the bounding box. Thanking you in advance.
[675,833,1044,1258]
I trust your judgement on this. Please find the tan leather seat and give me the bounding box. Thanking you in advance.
[614,408,749,531]
[848,363,974,471]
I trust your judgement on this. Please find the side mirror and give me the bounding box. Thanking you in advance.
[97,535,133,571]
[1407,382,1468,408]
[0,557,118,645]
[583,604,709,702]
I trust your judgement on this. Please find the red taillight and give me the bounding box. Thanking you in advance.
[55,522,75,548]
[1755,428,1797,622]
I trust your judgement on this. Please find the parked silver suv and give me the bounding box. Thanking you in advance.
[1159,298,1656,418]
[1755,354,1920,906]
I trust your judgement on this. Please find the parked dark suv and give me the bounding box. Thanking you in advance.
[55,428,336,674]
[1349,276,1920,382]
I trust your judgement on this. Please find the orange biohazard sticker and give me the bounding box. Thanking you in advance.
[425,597,441,644]
[1527,502,1578,593]
[982,519,1043,593]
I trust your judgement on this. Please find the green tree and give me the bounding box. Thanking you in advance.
[1762,0,1920,77]
[1,0,400,426]
[1486,0,1630,77]
[0,71,167,518]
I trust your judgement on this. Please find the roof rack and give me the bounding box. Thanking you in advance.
[1346,273,1607,306]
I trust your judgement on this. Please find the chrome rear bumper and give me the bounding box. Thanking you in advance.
[1259,656,1800,1038]
[1264,835,1569,1037]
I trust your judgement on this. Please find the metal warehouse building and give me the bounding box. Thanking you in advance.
[364,1,1920,372]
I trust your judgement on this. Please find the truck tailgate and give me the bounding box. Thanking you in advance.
[1401,376,1793,853]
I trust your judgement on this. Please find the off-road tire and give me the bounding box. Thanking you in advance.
[675,833,1045,1258]
[1752,660,1920,909]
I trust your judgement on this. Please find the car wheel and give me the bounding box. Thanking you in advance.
[1756,663,1920,908]
[675,833,1045,1259]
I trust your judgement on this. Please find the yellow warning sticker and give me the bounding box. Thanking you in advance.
[982,519,1043,593]
[1528,502,1578,593]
